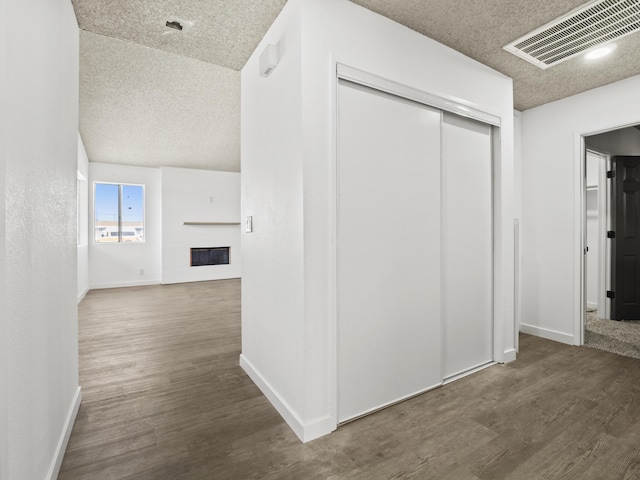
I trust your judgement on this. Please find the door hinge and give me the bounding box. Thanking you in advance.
[607,170,615,178]
[607,290,615,299]
[607,231,616,238]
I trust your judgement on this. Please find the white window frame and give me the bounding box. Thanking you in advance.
[93,182,146,244]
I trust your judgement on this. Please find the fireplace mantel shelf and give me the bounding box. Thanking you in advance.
[183,221,241,226]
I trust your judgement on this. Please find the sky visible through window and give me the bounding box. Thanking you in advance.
[95,183,144,223]
[95,183,144,243]
[95,183,118,222]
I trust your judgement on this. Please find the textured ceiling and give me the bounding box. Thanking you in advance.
[73,0,640,170]
[72,0,640,111]
[352,0,640,111]
[72,0,287,71]
[79,30,240,171]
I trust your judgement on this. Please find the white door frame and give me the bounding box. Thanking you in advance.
[574,118,640,345]
[592,150,611,320]
[584,148,611,321]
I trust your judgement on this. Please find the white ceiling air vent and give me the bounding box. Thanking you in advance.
[504,0,640,69]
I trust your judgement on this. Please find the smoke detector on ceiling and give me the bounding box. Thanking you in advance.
[503,0,640,69]
[164,18,195,34]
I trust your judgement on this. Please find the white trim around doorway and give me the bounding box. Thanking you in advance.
[574,117,640,346]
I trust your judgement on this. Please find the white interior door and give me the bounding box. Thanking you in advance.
[337,80,442,423]
[442,113,493,379]
[585,151,601,310]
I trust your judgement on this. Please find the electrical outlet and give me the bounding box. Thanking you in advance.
[208,196,214,203]
[139,268,145,276]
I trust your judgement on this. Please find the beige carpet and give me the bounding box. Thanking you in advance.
[585,309,640,360]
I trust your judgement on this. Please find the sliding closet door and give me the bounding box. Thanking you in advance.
[442,112,493,379]
[337,80,442,423]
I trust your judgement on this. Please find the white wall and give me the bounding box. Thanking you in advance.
[514,111,523,341]
[89,164,238,288]
[1,0,81,478]
[241,0,515,442]
[161,167,241,284]
[585,152,600,310]
[78,134,90,301]
[586,126,640,155]
[241,0,306,434]
[0,0,8,474]
[521,74,640,345]
[514,111,523,220]
[89,162,162,288]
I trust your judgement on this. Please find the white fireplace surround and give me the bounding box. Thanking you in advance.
[88,163,241,288]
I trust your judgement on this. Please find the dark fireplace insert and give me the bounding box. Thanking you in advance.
[190,247,230,266]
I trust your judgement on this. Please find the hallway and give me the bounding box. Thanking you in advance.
[60,280,640,479]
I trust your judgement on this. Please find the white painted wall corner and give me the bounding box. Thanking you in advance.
[503,348,517,363]
[77,288,89,304]
[239,355,333,443]
[46,387,82,480]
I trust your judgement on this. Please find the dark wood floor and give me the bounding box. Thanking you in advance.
[59,280,640,480]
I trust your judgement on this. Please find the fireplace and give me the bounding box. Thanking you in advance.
[190,247,230,267]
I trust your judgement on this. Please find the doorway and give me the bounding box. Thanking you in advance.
[582,125,640,359]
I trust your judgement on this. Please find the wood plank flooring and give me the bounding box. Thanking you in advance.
[59,280,640,479]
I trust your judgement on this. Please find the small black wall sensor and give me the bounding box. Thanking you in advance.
[166,20,183,31]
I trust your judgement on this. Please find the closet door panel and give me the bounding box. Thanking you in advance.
[442,113,493,379]
[337,80,442,422]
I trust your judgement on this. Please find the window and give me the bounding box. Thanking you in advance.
[94,183,145,243]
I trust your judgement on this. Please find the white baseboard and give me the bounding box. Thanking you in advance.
[77,288,89,304]
[90,279,161,290]
[161,275,241,285]
[520,323,574,345]
[586,302,597,310]
[161,271,242,285]
[301,415,335,443]
[503,348,517,363]
[239,355,334,443]
[444,361,496,384]
[46,386,81,480]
